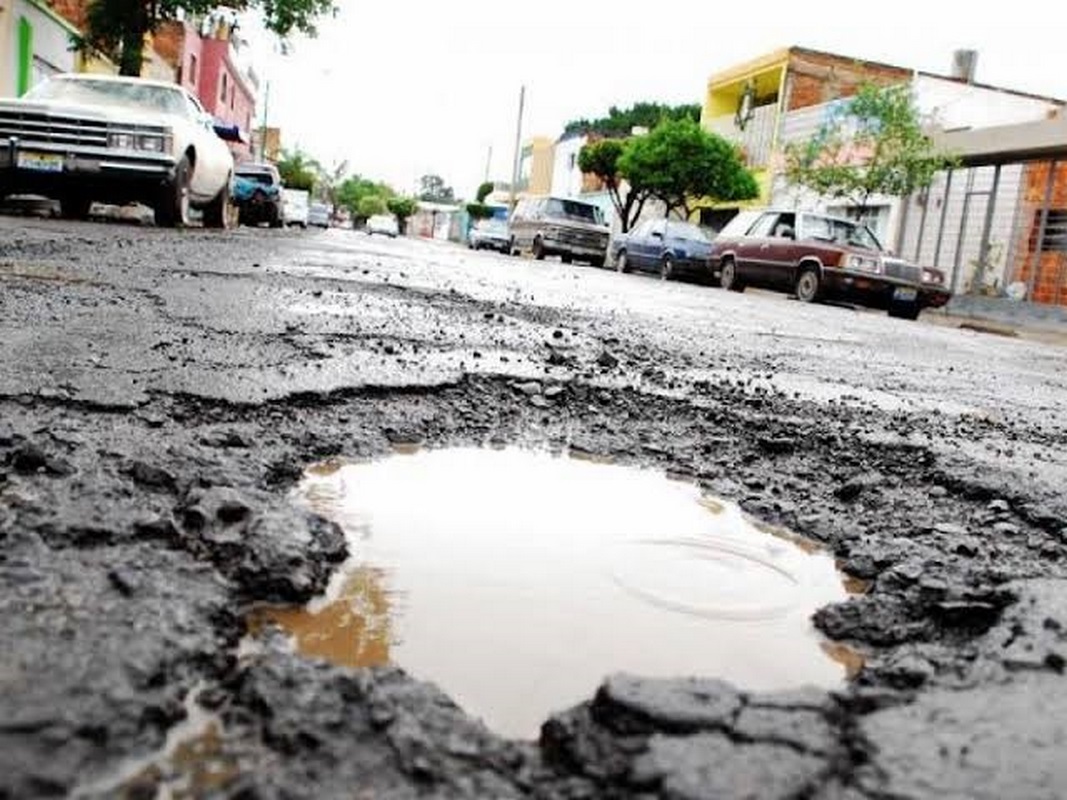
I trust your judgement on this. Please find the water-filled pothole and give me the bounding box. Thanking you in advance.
[249,447,856,738]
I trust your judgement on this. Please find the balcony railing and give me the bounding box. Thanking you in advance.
[704,103,779,168]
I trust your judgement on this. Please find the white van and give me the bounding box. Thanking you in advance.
[281,188,310,228]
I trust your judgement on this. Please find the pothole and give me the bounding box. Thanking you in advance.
[248,447,856,739]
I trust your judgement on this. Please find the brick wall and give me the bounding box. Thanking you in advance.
[1012,160,1067,305]
[786,50,911,111]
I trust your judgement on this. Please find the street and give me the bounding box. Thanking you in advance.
[3,217,1067,798]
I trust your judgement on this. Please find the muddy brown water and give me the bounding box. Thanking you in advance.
[249,447,856,739]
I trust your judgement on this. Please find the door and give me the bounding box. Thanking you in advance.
[764,212,799,290]
[736,212,780,286]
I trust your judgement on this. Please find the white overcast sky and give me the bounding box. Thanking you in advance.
[241,1,1065,199]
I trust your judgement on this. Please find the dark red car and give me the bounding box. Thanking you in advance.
[708,209,951,320]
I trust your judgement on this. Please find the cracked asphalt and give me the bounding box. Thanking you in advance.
[2,216,1067,799]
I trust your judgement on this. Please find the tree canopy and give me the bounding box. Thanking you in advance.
[386,196,418,233]
[563,101,701,139]
[475,182,495,204]
[578,119,758,230]
[621,119,759,218]
[783,83,956,210]
[578,138,649,233]
[83,0,336,76]
[357,195,388,219]
[275,149,319,192]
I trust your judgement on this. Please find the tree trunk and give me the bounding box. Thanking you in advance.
[118,8,147,76]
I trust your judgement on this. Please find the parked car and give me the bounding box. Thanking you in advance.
[708,209,952,319]
[509,195,609,266]
[366,214,399,237]
[468,218,510,252]
[0,73,238,227]
[233,162,283,227]
[308,202,332,228]
[612,219,715,281]
[281,188,310,228]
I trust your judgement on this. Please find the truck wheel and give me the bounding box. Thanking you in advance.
[202,176,231,229]
[532,237,546,260]
[589,255,605,268]
[795,266,822,303]
[888,300,922,320]
[156,155,191,228]
[616,250,630,273]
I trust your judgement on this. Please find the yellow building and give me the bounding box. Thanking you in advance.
[698,47,911,227]
[518,136,555,196]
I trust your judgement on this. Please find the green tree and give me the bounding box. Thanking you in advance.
[386,196,418,233]
[578,138,650,233]
[563,102,701,139]
[620,118,759,218]
[465,203,494,221]
[82,1,335,77]
[784,83,957,211]
[336,175,392,216]
[357,195,388,219]
[418,174,455,204]
[475,181,494,204]
[276,149,319,192]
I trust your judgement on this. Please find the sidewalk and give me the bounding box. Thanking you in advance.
[925,295,1067,346]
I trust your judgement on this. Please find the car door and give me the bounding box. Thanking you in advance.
[643,220,668,271]
[764,212,800,290]
[736,212,780,286]
[626,220,654,269]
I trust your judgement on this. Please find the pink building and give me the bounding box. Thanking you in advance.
[156,19,257,161]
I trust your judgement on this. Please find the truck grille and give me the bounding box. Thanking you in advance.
[0,109,109,148]
[555,227,607,249]
[883,258,921,284]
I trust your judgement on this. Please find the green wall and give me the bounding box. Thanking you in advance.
[17,17,32,96]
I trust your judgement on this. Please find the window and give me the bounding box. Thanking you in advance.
[189,54,197,86]
[568,153,577,170]
[748,213,781,238]
[632,220,654,237]
[1035,210,1067,252]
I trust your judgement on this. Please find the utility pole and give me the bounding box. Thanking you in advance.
[508,85,525,213]
[258,79,271,161]
[483,144,493,185]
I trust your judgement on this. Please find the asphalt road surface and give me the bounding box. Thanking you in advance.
[2,217,1066,799]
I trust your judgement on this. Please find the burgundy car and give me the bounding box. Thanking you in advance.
[708,209,951,320]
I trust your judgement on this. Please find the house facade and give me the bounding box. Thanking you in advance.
[700,46,1065,299]
[0,0,82,97]
[517,136,554,195]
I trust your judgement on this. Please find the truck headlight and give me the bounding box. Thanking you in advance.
[108,132,134,149]
[922,268,944,285]
[844,255,881,273]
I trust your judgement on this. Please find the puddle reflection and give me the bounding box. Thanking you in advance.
[251,447,856,739]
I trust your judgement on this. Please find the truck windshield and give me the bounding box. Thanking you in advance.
[544,199,603,225]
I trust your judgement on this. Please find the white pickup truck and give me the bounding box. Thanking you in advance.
[0,73,238,227]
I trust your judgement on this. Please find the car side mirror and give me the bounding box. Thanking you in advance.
[213,121,243,143]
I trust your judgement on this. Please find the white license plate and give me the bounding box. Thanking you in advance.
[16,152,64,173]
[893,287,918,302]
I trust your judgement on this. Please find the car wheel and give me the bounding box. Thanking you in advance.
[155,155,192,228]
[795,266,822,303]
[616,250,630,273]
[532,237,546,260]
[589,255,605,268]
[720,258,744,292]
[59,194,92,221]
[202,176,232,230]
[888,300,922,320]
[660,254,675,281]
